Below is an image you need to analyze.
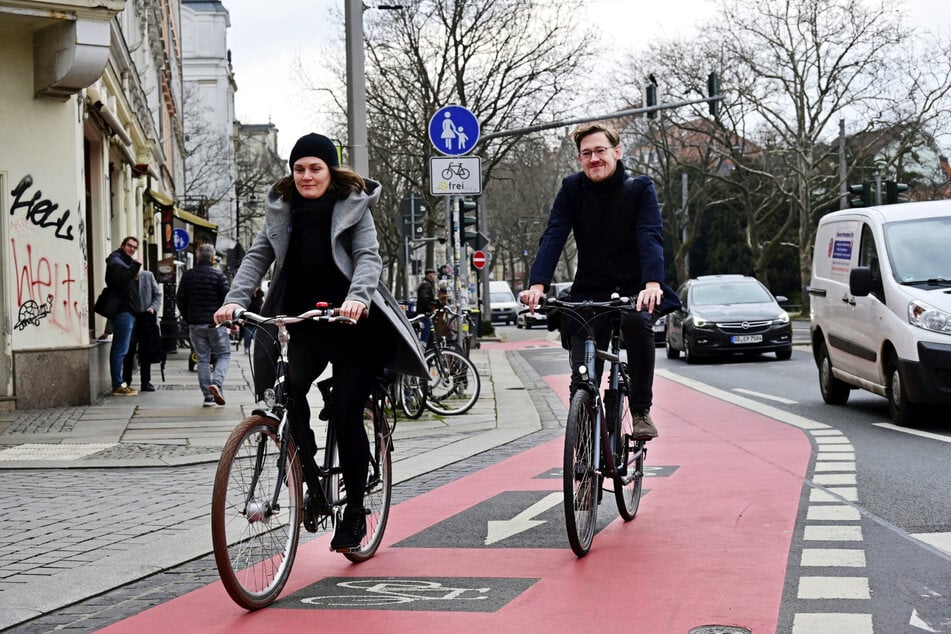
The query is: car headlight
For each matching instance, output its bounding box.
[908,300,951,334]
[691,315,709,328]
[775,311,790,325]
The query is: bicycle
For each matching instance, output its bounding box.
[536,295,647,557]
[210,305,394,609]
[414,307,481,416]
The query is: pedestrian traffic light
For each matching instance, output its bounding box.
[707,71,720,120]
[848,182,873,208]
[458,197,478,249]
[885,180,909,205]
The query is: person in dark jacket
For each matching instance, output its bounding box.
[123,269,162,391]
[105,237,142,395]
[214,132,427,553]
[519,123,680,440]
[415,268,438,346]
[176,243,231,407]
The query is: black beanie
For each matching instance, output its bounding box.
[289,133,339,169]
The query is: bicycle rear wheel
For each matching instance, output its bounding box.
[342,401,393,562]
[564,389,599,557]
[399,373,427,419]
[613,379,644,521]
[425,347,481,415]
[211,415,302,609]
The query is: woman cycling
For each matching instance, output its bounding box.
[214,132,426,551]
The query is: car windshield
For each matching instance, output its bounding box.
[491,292,514,303]
[884,217,951,286]
[691,281,773,306]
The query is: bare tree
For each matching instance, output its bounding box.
[299,0,596,287]
[618,0,951,308]
[182,83,233,214]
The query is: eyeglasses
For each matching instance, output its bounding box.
[579,146,615,161]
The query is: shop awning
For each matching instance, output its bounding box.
[145,188,174,208]
[173,207,218,231]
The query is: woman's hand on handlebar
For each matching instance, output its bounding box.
[339,299,368,321]
[519,284,546,312]
[215,303,244,325]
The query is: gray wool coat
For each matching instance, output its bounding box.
[224,178,427,386]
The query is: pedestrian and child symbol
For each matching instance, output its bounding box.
[429,105,480,157]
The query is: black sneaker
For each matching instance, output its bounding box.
[330,506,366,552]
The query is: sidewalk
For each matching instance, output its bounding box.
[0,342,542,630]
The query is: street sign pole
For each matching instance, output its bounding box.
[456,195,470,348]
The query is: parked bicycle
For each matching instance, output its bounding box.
[410,308,481,416]
[210,306,394,609]
[535,295,647,557]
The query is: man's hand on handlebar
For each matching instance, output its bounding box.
[636,282,663,314]
[519,284,546,313]
[338,300,368,321]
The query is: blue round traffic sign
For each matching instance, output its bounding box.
[428,105,480,156]
[172,228,190,251]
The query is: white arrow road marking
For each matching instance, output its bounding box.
[485,492,562,545]
[910,608,939,632]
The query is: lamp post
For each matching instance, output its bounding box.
[345,0,368,176]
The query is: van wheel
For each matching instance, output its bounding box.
[886,352,920,427]
[817,341,849,405]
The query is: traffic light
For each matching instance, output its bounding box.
[848,182,873,208]
[458,197,478,249]
[885,180,909,205]
[645,78,657,120]
[399,193,426,239]
[707,71,720,120]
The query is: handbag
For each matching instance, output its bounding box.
[94,288,120,318]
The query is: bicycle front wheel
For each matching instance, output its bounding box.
[343,402,393,563]
[399,373,427,419]
[425,347,481,415]
[564,389,599,557]
[211,415,302,610]
[613,382,644,521]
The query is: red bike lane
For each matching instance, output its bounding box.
[101,365,812,633]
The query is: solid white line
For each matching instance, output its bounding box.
[872,423,951,443]
[732,388,798,405]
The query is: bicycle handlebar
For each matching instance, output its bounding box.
[228,306,358,327]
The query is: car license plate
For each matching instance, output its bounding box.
[731,334,763,344]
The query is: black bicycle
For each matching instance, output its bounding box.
[536,295,647,557]
[210,306,393,609]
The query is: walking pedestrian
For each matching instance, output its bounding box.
[214,132,426,551]
[122,269,162,391]
[105,236,142,396]
[176,243,231,406]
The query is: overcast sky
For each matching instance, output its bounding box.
[222,0,951,158]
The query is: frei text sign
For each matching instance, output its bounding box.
[430,156,482,196]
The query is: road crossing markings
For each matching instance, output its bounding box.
[800,548,866,567]
[797,576,871,600]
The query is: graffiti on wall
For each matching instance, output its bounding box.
[9,174,75,240]
[7,175,87,341]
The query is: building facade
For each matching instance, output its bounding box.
[0,0,187,410]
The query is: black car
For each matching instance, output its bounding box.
[665,275,792,363]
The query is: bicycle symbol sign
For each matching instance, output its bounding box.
[430,156,482,196]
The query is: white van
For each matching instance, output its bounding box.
[489,280,518,325]
[808,200,951,425]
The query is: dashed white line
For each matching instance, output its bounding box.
[800,548,866,567]
[798,576,871,599]
[732,387,799,404]
[804,525,864,541]
[872,423,951,443]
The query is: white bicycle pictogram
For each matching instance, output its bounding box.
[299,578,490,607]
